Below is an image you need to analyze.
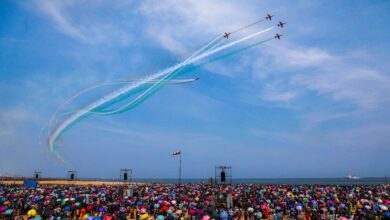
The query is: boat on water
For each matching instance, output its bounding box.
[346,175,361,179]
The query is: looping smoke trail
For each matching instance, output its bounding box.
[91,38,273,115]
[71,27,275,117]
[48,25,277,161]
[54,78,199,116]
[48,36,222,139]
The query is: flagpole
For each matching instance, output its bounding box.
[179,152,182,186]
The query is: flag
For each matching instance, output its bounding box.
[171,150,181,156]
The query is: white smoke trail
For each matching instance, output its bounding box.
[56,78,199,116]
[48,27,274,151]
[54,78,199,115]
[48,36,221,138]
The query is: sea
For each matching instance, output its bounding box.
[96,177,388,185]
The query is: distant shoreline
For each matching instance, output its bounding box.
[0,177,388,185]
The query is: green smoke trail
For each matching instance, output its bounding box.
[90,38,273,115]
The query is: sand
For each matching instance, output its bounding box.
[0,179,140,186]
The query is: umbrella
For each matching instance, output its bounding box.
[156,215,165,220]
[202,215,210,220]
[220,211,228,219]
[27,209,37,217]
[189,209,196,215]
[140,214,149,220]
[296,206,302,211]
[5,209,13,215]
[379,205,388,211]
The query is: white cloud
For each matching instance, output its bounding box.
[139,0,258,55]
[33,0,134,45]
[264,44,335,68]
[260,82,299,102]
[292,67,390,109]
[250,43,390,109]
[38,0,86,41]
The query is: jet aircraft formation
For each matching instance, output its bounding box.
[224,13,285,40]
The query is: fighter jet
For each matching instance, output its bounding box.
[274,33,283,40]
[277,21,286,28]
[266,14,274,21]
[223,32,231,39]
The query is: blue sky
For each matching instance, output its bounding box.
[0,0,389,179]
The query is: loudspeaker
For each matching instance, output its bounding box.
[35,174,39,179]
[221,171,226,182]
[70,173,75,180]
[123,172,128,181]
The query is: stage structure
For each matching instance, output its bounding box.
[120,168,132,183]
[33,171,42,180]
[67,170,78,183]
[215,165,232,184]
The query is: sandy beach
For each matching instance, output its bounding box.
[0,179,139,186]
